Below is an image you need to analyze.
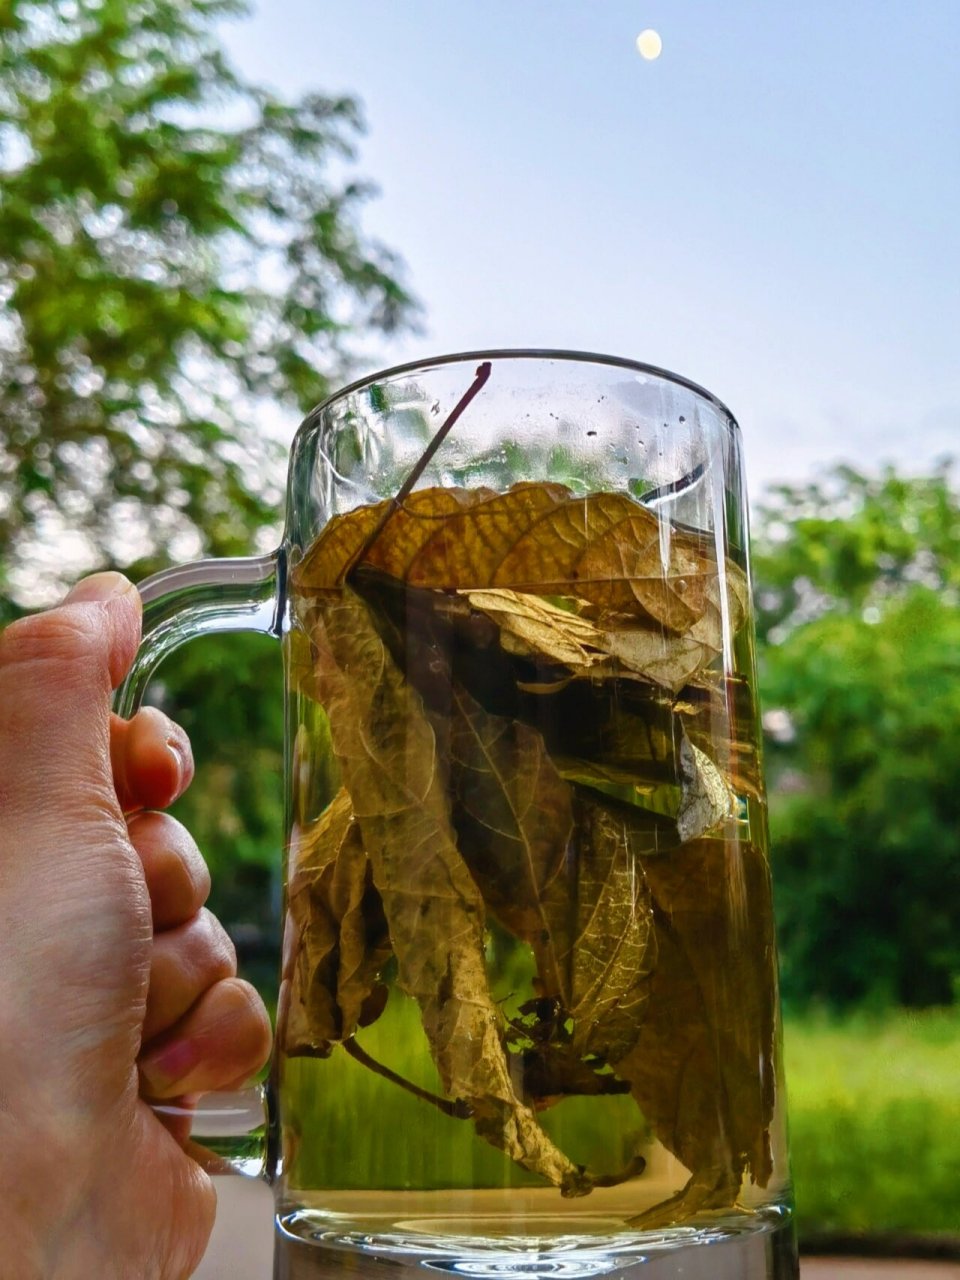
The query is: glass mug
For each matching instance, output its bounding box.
[118,351,798,1279]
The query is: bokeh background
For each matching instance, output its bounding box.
[2,0,958,1257]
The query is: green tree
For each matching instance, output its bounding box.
[754,463,960,1008]
[0,0,419,955]
[752,461,960,643]
[0,0,418,611]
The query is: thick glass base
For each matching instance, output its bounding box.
[273,1204,798,1279]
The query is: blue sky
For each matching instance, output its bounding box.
[221,1,959,498]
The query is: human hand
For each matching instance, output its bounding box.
[0,572,273,1280]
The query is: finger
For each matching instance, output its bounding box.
[0,573,141,836]
[139,978,273,1099]
[111,708,195,813]
[127,811,211,930]
[142,908,237,1042]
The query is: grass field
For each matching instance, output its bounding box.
[783,1007,960,1238]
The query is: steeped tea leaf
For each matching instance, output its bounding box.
[463,589,605,674]
[302,588,589,1194]
[293,486,504,589]
[443,682,573,1001]
[676,738,735,842]
[561,797,656,1063]
[283,788,391,1057]
[290,475,772,1220]
[462,588,719,693]
[444,686,655,1068]
[292,483,748,649]
[612,832,777,1224]
[574,513,719,633]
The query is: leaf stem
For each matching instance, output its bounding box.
[343,360,493,581]
[342,1037,473,1120]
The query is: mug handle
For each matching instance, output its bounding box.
[116,549,285,1180]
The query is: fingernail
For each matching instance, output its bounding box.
[140,1037,201,1093]
[165,739,188,789]
[64,571,136,604]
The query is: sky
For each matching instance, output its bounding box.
[220,1,960,501]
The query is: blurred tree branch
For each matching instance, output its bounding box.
[0,0,420,606]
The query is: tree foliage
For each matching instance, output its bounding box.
[0,0,418,607]
[752,461,960,642]
[0,0,418,967]
[754,463,960,1008]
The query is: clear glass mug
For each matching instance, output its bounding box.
[118,351,798,1279]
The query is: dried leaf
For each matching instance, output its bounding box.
[443,685,655,1068]
[443,682,573,1001]
[676,738,735,843]
[561,797,656,1063]
[302,587,589,1194]
[573,512,717,633]
[291,479,770,1214]
[283,789,391,1057]
[292,483,748,650]
[602,627,711,695]
[505,998,632,1108]
[517,1046,631,1107]
[612,831,777,1225]
[462,588,716,693]
[463,589,606,674]
[293,486,501,590]
[679,675,765,803]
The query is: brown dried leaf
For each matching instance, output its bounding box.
[284,789,391,1057]
[292,486,499,590]
[676,738,735,843]
[443,686,655,1068]
[463,588,719,694]
[444,682,573,1001]
[292,484,748,650]
[561,797,656,1063]
[612,831,777,1225]
[679,676,765,803]
[463,589,605,674]
[573,513,715,633]
[515,1047,631,1109]
[302,588,589,1194]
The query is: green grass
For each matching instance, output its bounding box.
[783,1007,960,1238]
[281,992,960,1240]
[283,981,647,1192]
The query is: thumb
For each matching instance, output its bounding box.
[61,571,144,689]
[0,573,143,824]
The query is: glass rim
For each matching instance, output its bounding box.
[300,347,740,434]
